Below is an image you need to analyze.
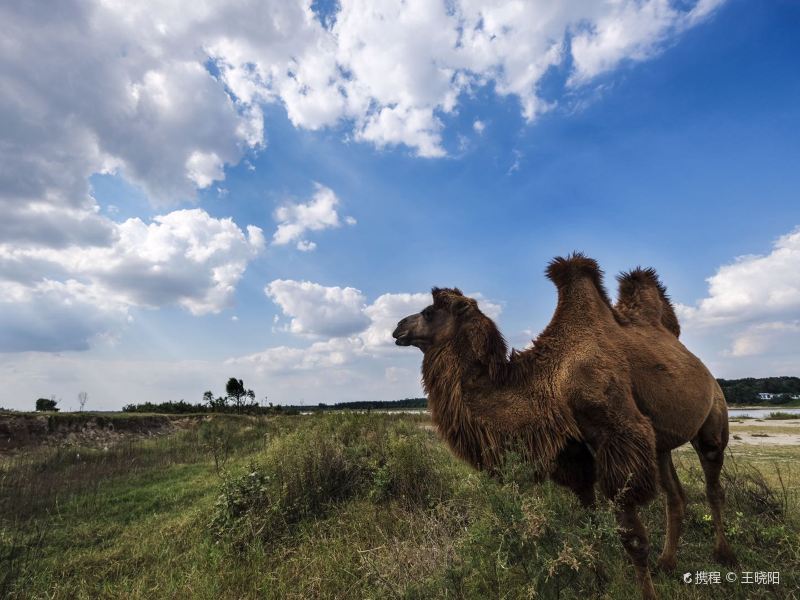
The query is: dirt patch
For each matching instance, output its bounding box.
[729,432,800,446]
[729,419,800,446]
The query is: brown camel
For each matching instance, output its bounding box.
[392,254,735,600]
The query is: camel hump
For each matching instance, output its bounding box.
[546,252,615,309]
[615,267,681,337]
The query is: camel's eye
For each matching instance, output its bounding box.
[422,307,434,321]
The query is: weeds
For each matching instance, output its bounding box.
[767,411,799,420]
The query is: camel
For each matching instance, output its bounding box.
[392,254,735,600]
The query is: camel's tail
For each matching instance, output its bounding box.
[615,267,681,337]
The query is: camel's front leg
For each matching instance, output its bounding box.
[550,440,596,508]
[616,504,657,600]
[656,451,687,572]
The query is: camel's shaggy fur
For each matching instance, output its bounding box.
[393,254,735,600]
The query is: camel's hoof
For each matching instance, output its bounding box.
[713,546,738,567]
[656,555,677,573]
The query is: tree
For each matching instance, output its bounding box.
[35,397,59,412]
[78,391,88,412]
[225,377,255,413]
[202,390,225,412]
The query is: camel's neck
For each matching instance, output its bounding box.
[421,319,578,474]
[422,342,507,471]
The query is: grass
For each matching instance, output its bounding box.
[767,412,800,420]
[1,412,798,599]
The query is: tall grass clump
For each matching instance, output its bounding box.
[210,413,457,547]
[417,452,621,600]
[767,411,798,420]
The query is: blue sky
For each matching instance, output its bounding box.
[1,0,798,410]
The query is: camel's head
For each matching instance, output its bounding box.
[392,287,480,352]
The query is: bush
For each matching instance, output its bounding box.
[211,416,372,546]
[210,414,456,547]
[369,431,451,507]
[436,453,619,599]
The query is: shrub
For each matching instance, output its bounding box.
[440,453,620,599]
[369,431,451,507]
[210,414,457,546]
[211,417,370,546]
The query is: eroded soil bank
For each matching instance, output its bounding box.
[0,412,206,454]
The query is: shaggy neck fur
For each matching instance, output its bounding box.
[421,309,579,475]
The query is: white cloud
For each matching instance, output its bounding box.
[272,183,356,250]
[186,152,225,189]
[677,226,800,371]
[0,209,264,351]
[296,240,317,252]
[729,321,800,358]
[473,120,486,134]
[231,337,366,372]
[569,0,725,85]
[679,227,800,328]
[265,280,370,337]
[1,0,725,228]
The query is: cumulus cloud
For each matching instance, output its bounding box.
[569,0,726,85]
[265,280,370,337]
[0,210,264,351]
[678,226,800,363]
[679,227,800,328]
[272,184,355,250]
[0,0,726,235]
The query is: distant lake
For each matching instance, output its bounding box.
[729,407,800,418]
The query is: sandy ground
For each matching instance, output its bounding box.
[728,418,800,446]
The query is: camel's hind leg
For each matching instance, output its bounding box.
[656,452,687,572]
[692,409,737,566]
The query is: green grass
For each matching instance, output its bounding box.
[767,411,800,420]
[2,413,798,599]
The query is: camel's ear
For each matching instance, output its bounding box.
[452,296,474,316]
[452,288,464,296]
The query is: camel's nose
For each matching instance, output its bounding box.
[392,317,410,339]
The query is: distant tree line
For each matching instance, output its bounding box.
[120,379,428,415]
[123,378,269,414]
[717,376,800,405]
[284,397,428,412]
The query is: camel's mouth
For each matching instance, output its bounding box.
[393,330,413,346]
[392,326,423,347]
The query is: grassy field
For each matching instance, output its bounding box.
[1,413,798,599]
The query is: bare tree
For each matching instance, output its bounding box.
[78,391,88,412]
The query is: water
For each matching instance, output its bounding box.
[729,407,800,419]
